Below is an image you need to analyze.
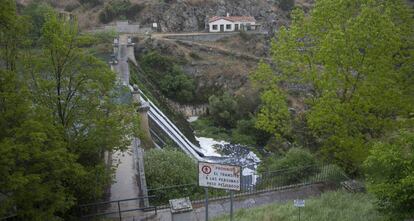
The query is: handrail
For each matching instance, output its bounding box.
[81,206,157,218]
[79,195,156,207]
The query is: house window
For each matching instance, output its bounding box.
[212,25,218,30]
[226,24,231,30]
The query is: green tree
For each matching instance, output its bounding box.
[159,65,195,103]
[26,10,139,203]
[208,92,238,128]
[364,130,414,220]
[0,3,140,219]
[253,0,413,173]
[0,3,82,219]
[144,148,198,204]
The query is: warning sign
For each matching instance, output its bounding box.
[198,162,241,191]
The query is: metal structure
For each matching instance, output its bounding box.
[78,196,157,221]
[147,164,347,209]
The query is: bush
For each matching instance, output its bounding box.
[231,118,271,146]
[208,92,238,129]
[140,52,196,103]
[144,148,226,205]
[159,66,195,103]
[191,117,231,141]
[99,0,144,23]
[144,148,198,204]
[259,148,319,185]
[364,130,414,219]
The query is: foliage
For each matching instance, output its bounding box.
[159,65,195,103]
[191,117,231,141]
[232,118,271,147]
[208,92,239,129]
[144,148,198,204]
[260,148,319,177]
[364,130,414,220]
[253,0,414,173]
[21,2,52,42]
[140,51,195,103]
[213,191,386,221]
[99,0,144,23]
[77,30,117,48]
[0,3,139,219]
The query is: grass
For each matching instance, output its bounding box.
[213,191,386,221]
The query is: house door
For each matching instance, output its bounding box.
[235,24,239,31]
[220,24,224,32]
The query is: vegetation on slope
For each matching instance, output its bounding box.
[213,191,386,221]
[0,2,140,220]
[250,0,414,219]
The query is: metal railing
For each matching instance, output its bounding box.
[147,164,347,208]
[78,196,157,221]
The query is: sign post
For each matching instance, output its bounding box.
[205,187,208,221]
[293,199,305,221]
[198,162,241,221]
[230,191,234,221]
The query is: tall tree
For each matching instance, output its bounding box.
[253,0,413,173]
[26,10,140,203]
[0,2,140,219]
[0,2,81,220]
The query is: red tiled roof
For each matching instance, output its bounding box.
[208,16,256,23]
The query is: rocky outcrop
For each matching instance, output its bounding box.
[137,0,295,33]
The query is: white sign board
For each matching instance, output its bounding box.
[198,162,241,191]
[294,199,305,207]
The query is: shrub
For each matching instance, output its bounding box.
[231,118,271,146]
[99,0,144,23]
[144,148,198,204]
[259,148,319,186]
[208,92,238,129]
[364,130,414,219]
[144,148,225,205]
[140,52,196,103]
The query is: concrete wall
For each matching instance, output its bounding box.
[167,100,208,118]
[165,32,238,42]
[209,18,256,33]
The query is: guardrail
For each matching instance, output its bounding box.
[78,196,157,221]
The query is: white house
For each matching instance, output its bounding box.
[208,14,257,33]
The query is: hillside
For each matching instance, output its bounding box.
[16,0,313,31]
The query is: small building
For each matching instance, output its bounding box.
[208,13,257,33]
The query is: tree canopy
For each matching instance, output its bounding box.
[252,0,413,174]
[0,1,139,219]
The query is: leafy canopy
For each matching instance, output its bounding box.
[252,0,413,173]
[364,130,414,219]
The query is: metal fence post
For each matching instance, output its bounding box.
[117,201,122,221]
